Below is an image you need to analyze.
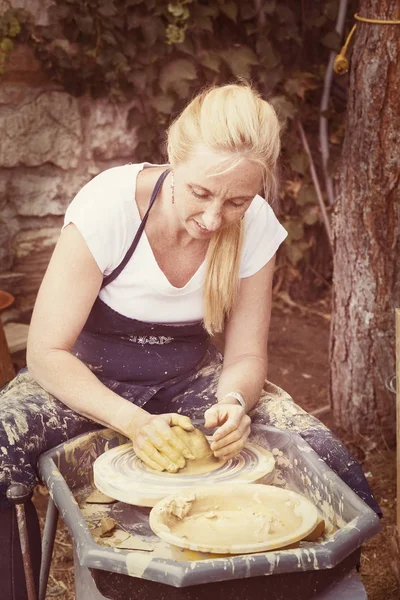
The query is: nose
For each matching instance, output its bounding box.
[202,205,222,232]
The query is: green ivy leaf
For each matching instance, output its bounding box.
[290,152,309,175]
[245,23,258,36]
[321,31,341,51]
[257,66,284,93]
[306,15,327,28]
[256,38,280,69]
[324,1,339,21]
[199,51,221,73]
[149,94,175,114]
[128,70,147,91]
[168,4,190,19]
[123,40,137,59]
[220,2,238,22]
[285,219,305,242]
[297,183,318,206]
[270,96,297,123]
[221,45,258,79]
[303,207,320,225]
[159,59,197,94]
[0,38,13,53]
[141,17,160,46]
[264,0,277,15]
[195,16,214,32]
[173,78,192,99]
[276,24,301,44]
[127,107,146,129]
[127,13,141,30]
[105,70,118,82]
[73,14,94,35]
[240,3,256,20]
[98,2,118,18]
[275,5,295,23]
[284,72,319,100]
[112,51,130,73]
[285,243,305,266]
[48,5,70,20]
[178,38,196,56]
[193,4,219,18]
[101,30,118,46]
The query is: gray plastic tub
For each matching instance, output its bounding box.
[38,425,380,598]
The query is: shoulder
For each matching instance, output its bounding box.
[240,194,287,278]
[73,163,143,199]
[245,194,279,224]
[64,163,146,221]
[63,163,145,274]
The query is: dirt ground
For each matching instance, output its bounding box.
[33,302,399,599]
[268,302,399,600]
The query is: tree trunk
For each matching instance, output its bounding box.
[330,0,400,443]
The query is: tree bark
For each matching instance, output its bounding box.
[331,0,400,442]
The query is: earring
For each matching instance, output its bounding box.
[171,172,175,204]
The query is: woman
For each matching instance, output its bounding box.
[0,84,379,599]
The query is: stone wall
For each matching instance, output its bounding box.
[0,0,138,322]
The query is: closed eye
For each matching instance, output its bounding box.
[190,187,209,199]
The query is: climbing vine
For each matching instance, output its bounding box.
[0,8,21,73]
[0,0,358,294]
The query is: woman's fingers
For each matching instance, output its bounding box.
[143,427,187,468]
[204,403,252,458]
[209,406,250,442]
[133,414,197,472]
[211,423,251,458]
[155,419,195,460]
[135,448,165,472]
[168,414,194,432]
[210,421,249,452]
[139,440,182,472]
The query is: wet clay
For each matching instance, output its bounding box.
[171,426,212,459]
[150,484,319,553]
[148,455,225,476]
[165,494,302,545]
[152,427,225,475]
[175,454,224,475]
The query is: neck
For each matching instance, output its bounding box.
[156,172,200,247]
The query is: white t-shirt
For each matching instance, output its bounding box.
[63,163,287,324]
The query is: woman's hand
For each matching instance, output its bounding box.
[203,402,251,460]
[127,412,196,473]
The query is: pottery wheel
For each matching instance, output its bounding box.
[93,439,275,507]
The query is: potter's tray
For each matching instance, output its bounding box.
[38,425,381,588]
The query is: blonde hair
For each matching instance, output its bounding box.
[167,83,281,335]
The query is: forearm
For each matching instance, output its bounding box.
[27,349,148,437]
[217,354,268,412]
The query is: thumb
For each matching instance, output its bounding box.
[169,414,194,431]
[204,405,220,429]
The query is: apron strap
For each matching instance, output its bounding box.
[101,168,171,290]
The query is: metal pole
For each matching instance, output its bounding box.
[6,483,37,600]
[39,496,59,600]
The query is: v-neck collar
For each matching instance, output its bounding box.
[132,163,206,295]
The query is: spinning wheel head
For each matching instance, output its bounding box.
[93,439,276,507]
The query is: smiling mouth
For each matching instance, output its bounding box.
[194,220,209,232]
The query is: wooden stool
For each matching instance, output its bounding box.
[4,322,30,354]
[0,319,15,387]
[4,322,30,379]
